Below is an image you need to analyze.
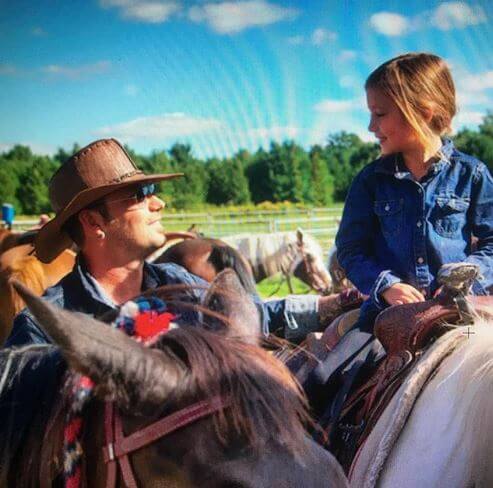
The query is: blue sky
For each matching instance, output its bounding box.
[1,0,492,158]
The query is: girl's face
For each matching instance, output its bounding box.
[366,87,421,156]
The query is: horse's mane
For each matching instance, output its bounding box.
[154,325,312,456]
[4,316,314,485]
[207,243,257,295]
[0,345,66,487]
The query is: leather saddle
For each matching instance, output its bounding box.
[331,265,493,471]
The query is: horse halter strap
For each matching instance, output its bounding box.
[103,396,226,488]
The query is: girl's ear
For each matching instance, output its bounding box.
[421,105,435,125]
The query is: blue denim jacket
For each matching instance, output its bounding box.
[336,139,493,311]
[5,257,320,347]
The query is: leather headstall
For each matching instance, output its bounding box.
[103,395,228,488]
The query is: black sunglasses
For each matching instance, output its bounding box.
[105,183,157,205]
[134,183,156,202]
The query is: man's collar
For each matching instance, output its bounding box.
[75,254,116,308]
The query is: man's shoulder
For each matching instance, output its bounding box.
[146,261,207,285]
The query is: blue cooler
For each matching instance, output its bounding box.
[2,203,15,229]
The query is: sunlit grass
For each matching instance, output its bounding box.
[256,274,314,299]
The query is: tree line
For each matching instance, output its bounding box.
[1,113,492,214]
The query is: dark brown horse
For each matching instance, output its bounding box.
[155,237,258,295]
[2,273,348,487]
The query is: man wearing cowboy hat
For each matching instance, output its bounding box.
[5,138,350,348]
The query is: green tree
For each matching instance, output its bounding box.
[206,157,251,205]
[309,147,334,206]
[169,143,206,209]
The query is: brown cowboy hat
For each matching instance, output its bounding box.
[35,138,183,263]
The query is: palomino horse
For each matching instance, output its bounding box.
[0,245,76,344]
[1,273,348,487]
[222,229,332,294]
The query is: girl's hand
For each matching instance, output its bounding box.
[381,283,425,306]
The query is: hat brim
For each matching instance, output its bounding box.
[35,172,183,263]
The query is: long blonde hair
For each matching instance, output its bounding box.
[365,53,456,155]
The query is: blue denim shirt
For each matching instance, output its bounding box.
[5,257,320,347]
[336,139,493,309]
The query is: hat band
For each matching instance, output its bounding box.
[109,169,144,183]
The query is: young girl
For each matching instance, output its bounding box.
[336,52,493,333]
[314,53,493,442]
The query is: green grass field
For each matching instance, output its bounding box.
[256,274,314,298]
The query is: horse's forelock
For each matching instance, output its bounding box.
[156,326,311,456]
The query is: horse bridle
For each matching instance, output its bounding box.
[296,241,325,294]
[102,395,227,488]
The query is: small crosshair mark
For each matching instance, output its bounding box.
[462,326,475,339]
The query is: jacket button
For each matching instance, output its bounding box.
[417,221,422,228]
[385,204,390,211]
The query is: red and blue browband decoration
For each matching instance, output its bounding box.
[114,296,176,343]
[63,296,176,488]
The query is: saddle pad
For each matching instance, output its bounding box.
[349,328,467,488]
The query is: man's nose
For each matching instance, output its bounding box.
[368,116,377,133]
[149,194,165,210]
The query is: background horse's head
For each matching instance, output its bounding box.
[9,277,346,487]
[290,229,332,295]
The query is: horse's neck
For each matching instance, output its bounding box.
[250,233,300,276]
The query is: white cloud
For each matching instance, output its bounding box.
[42,60,111,79]
[188,1,299,34]
[31,27,47,36]
[369,12,410,36]
[454,110,486,130]
[99,0,181,23]
[314,98,361,113]
[432,2,486,30]
[460,70,493,92]
[339,75,360,89]
[337,50,357,62]
[457,89,491,107]
[247,126,300,139]
[0,64,17,76]
[370,3,487,37]
[311,28,337,45]
[95,113,223,141]
[124,84,139,96]
[287,35,304,45]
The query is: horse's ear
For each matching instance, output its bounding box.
[10,279,187,410]
[201,269,260,343]
[296,228,304,246]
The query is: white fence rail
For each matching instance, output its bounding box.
[6,207,343,253]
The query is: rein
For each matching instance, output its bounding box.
[103,395,228,488]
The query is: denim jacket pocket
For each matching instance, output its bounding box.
[374,199,404,238]
[433,196,469,237]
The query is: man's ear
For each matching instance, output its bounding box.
[79,208,105,236]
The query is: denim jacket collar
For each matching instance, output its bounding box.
[375,139,455,177]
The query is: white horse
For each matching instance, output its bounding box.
[350,314,493,487]
[222,229,332,294]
